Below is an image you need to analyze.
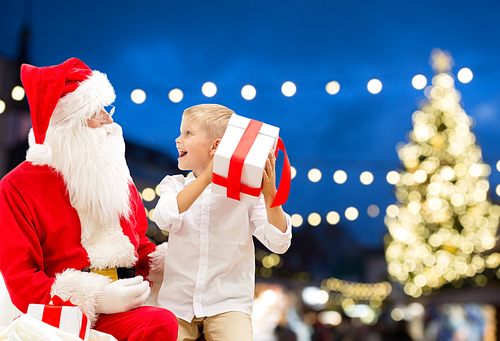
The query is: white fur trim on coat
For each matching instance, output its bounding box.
[51,269,111,324]
[144,242,168,306]
[79,215,137,271]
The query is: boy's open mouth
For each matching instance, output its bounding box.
[179,149,188,158]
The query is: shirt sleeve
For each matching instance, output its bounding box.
[153,174,186,233]
[250,197,292,255]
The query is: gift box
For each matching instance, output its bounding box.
[27,295,90,341]
[212,113,291,206]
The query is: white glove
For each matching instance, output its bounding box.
[95,276,150,314]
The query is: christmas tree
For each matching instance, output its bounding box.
[385,48,500,298]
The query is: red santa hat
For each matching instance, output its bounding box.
[21,57,116,145]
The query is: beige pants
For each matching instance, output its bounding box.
[177,311,253,341]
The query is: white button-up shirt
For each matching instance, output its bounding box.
[153,173,292,322]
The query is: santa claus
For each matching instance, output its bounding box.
[0,58,177,340]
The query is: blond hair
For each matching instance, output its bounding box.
[183,104,234,140]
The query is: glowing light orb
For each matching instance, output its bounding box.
[131,89,146,104]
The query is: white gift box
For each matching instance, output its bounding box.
[27,300,91,341]
[212,114,280,205]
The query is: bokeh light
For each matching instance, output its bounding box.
[391,307,404,321]
[142,188,156,202]
[345,207,359,221]
[407,302,425,318]
[386,171,400,184]
[367,204,380,218]
[0,100,5,114]
[168,88,183,103]
[367,79,382,94]
[326,211,340,225]
[333,170,347,184]
[202,82,217,97]
[308,168,322,182]
[308,213,322,226]
[262,289,277,305]
[318,311,342,326]
[325,81,340,95]
[148,208,155,222]
[281,81,297,97]
[131,89,146,104]
[386,204,399,218]
[302,287,329,306]
[412,74,427,90]
[291,214,303,227]
[241,85,257,100]
[11,86,25,101]
[457,67,473,83]
[360,171,374,185]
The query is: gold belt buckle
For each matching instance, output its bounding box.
[90,268,119,282]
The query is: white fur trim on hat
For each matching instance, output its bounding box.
[51,71,115,126]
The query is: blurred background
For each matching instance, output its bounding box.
[2,0,500,340]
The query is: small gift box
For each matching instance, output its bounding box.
[212,113,291,206]
[27,295,90,341]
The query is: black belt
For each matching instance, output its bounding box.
[117,267,137,279]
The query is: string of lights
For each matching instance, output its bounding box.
[0,48,486,115]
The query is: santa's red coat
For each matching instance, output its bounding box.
[0,161,155,314]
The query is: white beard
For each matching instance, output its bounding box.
[31,122,137,269]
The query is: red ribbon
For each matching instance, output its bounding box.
[41,295,89,340]
[51,295,76,306]
[212,119,291,207]
[226,119,264,200]
[41,304,62,332]
[271,137,291,208]
[212,173,262,198]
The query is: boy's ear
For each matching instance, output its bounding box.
[210,139,221,156]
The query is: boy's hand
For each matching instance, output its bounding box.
[262,150,277,204]
[177,157,214,214]
[199,158,214,186]
[262,149,287,232]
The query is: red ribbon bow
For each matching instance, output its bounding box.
[42,295,88,340]
[51,295,76,306]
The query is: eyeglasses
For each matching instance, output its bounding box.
[91,105,115,123]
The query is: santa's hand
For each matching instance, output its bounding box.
[95,276,150,314]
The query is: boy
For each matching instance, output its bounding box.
[153,104,292,341]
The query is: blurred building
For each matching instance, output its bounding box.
[0,57,31,176]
